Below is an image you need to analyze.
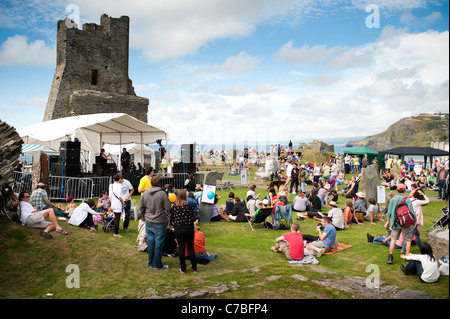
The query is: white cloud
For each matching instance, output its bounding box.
[0,35,55,67]
[275,41,345,65]
[202,52,261,74]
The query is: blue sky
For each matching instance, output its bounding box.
[0,0,448,147]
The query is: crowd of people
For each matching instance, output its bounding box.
[13,147,448,283]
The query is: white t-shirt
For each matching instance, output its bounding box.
[120,179,134,200]
[109,182,124,213]
[18,201,36,226]
[286,164,293,177]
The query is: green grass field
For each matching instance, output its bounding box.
[0,172,448,300]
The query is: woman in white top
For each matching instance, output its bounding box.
[68,199,100,231]
[109,174,124,237]
[400,243,440,283]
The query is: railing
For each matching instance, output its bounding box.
[47,175,111,201]
[11,171,111,201]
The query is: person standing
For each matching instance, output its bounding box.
[118,173,134,231]
[109,174,125,238]
[285,160,294,194]
[138,167,154,196]
[170,189,198,273]
[385,184,417,264]
[290,162,299,194]
[139,176,172,270]
[121,148,131,173]
[299,165,308,193]
[435,164,448,200]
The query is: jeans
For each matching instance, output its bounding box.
[300,181,306,193]
[145,222,167,269]
[437,180,447,199]
[123,200,131,229]
[373,236,402,249]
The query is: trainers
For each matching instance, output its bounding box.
[387,255,393,264]
[180,268,186,274]
[366,233,374,243]
[400,264,410,275]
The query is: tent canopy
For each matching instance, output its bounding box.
[21,143,59,156]
[342,147,379,155]
[17,113,167,171]
[379,146,449,157]
[343,146,385,170]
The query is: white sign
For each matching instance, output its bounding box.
[241,169,248,185]
[376,186,386,203]
[201,184,216,204]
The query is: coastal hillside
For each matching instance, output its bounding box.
[345,113,449,150]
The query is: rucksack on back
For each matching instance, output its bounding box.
[395,197,415,228]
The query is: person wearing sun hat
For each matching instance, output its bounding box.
[385,183,416,264]
[325,201,346,230]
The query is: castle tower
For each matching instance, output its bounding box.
[43,14,148,122]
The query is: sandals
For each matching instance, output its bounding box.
[55,228,69,235]
[40,230,53,239]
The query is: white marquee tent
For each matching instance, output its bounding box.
[17,113,168,172]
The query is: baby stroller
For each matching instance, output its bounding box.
[427,206,449,235]
[101,213,117,233]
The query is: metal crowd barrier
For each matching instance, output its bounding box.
[12,171,111,201]
[156,172,190,190]
[48,175,111,201]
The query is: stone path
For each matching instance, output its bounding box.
[112,265,435,299]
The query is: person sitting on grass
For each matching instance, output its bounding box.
[365,198,383,224]
[305,217,336,257]
[400,242,440,284]
[210,196,229,222]
[186,221,218,264]
[271,223,304,261]
[228,197,249,222]
[65,196,77,216]
[68,199,101,232]
[17,191,69,239]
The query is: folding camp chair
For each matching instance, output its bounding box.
[274,204,293,229]
[246,207,274,231]
[427,206,449,235]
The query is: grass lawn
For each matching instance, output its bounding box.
[0,174,448,300]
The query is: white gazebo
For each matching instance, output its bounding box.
[17,113,168,172]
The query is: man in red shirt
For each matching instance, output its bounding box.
[271,223,304,261]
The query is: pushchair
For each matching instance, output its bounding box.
[101,213,117,233]
[427,206,449,235]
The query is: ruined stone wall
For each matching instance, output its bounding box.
[44,14,148,123]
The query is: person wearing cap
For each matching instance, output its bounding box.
[65,195,77,215]
[30,182,69,218]
[245,199,270,220]
[435,164,448,200]
[385,183,417,264]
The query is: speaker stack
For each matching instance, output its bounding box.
[50,140,81,177]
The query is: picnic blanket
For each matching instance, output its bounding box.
[322,243,352,255]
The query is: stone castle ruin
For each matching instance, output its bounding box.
[43,14,148,122]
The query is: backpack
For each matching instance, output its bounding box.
[395,197,415,228]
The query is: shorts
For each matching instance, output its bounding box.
[309,240,331,252]
[25,210,50,229]
[391,227,413,242]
